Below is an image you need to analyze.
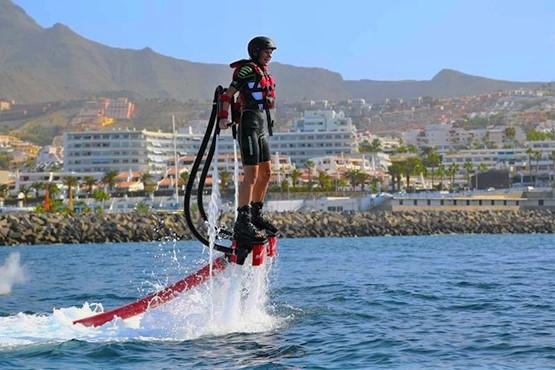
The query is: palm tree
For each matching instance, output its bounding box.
[304,160,315,189]
[289,168,301,190]
[360,138,382,154]
[345,169,361,191]
[0,184,8,201]
[387,162,403,192]
[447,163,460,191]
[369,177,380,193]
[337,177,349,191]
[83,176,97,194]
[46,183,61,199]
[424,150,442,189]
[463,160,474,189]
[102,170,118,193]
[407,145,418,154]
[280,179,290,193]
[219,170,232,191]
[63,176,79,211]
[356,171,370,191]
[179,171,190,189]
[436,164,446,190]
[92,188,110,210]
[141,172,156,194]
[359,140,372,153]
[31,182,44,198]
[504,127,516,143]
[400,157,425,190]
[317,170,332,191]
[395,145,408,154]
[370,138,382,153]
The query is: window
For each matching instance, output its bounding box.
[413,200,418,206]
[466,200,470,206]
[427,200,431,206]
[538,199,544,206]
[399,200,404,205]
[440,200,444,206]
[491,200,495,206]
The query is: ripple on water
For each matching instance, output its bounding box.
[1,234,554,369]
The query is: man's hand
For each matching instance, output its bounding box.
[219,119,231,129]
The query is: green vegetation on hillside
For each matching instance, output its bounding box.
[11,109,78,145]
[526,129,555,141]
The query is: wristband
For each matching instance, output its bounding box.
[219,94,231,103]
[218,110,228,119]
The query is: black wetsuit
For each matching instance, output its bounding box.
[230,62,274,166]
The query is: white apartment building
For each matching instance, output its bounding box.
[171,151,294,185]
[267,110,358,166]
[63,129,202,173]
[309,153,390,177]
[14,171,104,193]
[403,123,526,149]
[214,110,357,166]
[440,140,555,185]
[64,111,357,173]
[36,145,63,169]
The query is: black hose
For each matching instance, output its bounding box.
[183,86,232,255]
[197,114,218,222]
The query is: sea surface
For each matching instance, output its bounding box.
[0,234,554,369]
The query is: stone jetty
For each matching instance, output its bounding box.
[0,210,553,246]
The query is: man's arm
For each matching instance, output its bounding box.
[218,86,237,129]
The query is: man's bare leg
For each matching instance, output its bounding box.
[239,164,259,206]
[251,161,271,202]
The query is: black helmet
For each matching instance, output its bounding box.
[247,36,277,60]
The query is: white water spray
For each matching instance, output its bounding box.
[233,137,240,218]
[207,132,222,321]
[0,256,279,348]
[0,252,26,295]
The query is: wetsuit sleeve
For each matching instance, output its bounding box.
[230,65,256,90]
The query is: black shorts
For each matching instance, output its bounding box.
[238,110,271,166]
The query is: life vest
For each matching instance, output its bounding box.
[230,59,276,111]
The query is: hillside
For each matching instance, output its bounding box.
[0,0,548,105]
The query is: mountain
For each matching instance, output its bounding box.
[0,0,548,104]
[344,69,545,101]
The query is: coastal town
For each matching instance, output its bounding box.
[1,86,554,220]
[2,1,555,368]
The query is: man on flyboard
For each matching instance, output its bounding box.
[218,36,280,245]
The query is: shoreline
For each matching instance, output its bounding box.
[0,210,553,246]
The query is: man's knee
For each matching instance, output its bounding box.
[259,165,271,182]
[243,166,259,186]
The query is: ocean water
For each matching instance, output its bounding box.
[0,234,554,369]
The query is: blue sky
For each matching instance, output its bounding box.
[14,0,555,82]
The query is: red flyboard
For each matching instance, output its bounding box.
[73,257,228,327]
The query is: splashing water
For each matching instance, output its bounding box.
[0,252,26,295]
[206,132,223,321]
[233,137,240,218]
[0,254,279,349]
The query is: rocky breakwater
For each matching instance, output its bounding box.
[0,213,194,246]
[0,210,553,246]
[262,210,555,237]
